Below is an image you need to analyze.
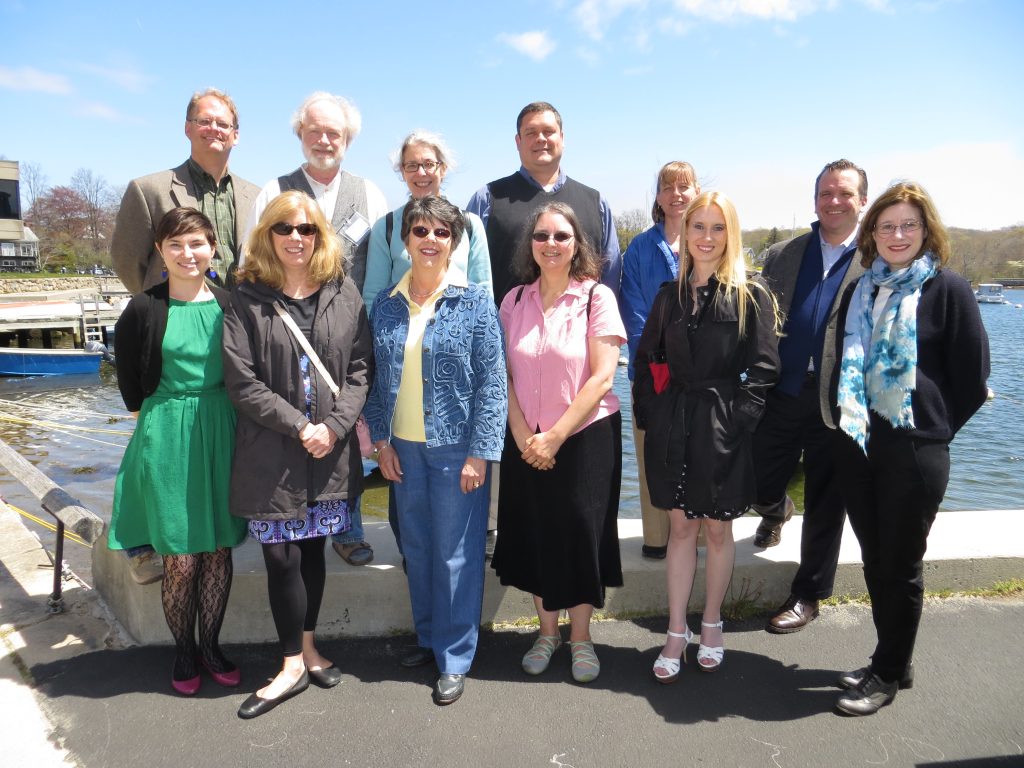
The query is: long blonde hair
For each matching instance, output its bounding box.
[679,191,778,338]
[239,190,343,289]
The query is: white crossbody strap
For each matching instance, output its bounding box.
[273,302,340,397]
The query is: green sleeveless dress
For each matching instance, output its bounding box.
[109,298,246,554]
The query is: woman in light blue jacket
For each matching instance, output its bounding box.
[362,131,492,310]
[363,195,506,707]
[619,161,699,559]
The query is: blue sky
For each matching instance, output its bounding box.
[2,0,1022,230]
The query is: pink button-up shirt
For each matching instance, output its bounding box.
[500,278,626,435]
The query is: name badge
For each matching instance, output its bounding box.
[339,211,371,246]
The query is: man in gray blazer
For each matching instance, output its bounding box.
[111,88,259,294]
[753,159,868,633]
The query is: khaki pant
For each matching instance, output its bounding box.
[632,408,670,548]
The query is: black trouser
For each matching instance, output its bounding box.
[752,376,846,600]
[832,429,949,683]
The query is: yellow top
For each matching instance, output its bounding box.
[391,267,468,442]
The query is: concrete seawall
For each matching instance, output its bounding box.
[92,510,1024,645]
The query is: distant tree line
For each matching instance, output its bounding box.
[19,162,121,273]
[615,209,1024,284]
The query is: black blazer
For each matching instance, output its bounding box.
[114,281,231,412]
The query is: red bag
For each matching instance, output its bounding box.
[649,359,670,394]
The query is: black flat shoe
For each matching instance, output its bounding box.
[237,670,309,720]
[838,662,914,691]
[433,673,465,705]
[400,647,435,668]
[641,544,667,560]
[835,673,898,716]
[308,665,343,688]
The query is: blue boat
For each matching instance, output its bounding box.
[0,347,104,376]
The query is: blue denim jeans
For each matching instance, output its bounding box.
[391,438,489,675]
[330,495,365,546]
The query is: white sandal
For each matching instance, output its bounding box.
[652,627,693,684]
[697,620,724,672]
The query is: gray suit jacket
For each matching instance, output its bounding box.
[111,160,259,293]
[761,231,865,428]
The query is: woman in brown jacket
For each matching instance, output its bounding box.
[223,190,372,718]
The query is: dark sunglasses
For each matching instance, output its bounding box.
[531,231,574,243]
[270,222,318,237]
[411,225,452,240]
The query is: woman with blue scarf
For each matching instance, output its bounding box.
[830,181,989,716]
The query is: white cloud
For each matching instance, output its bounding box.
[670,0,821,23]
[868,141,1024,230]
[74,101,144,125]
[0,65,72,94]
[76,62,149,92]
[498,31,557,61]
[574,0,647,40]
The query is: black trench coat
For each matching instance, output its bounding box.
[632,277,779,515]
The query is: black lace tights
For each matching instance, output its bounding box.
[161,548,234,681]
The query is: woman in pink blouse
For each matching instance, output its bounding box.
[491,202,626,684]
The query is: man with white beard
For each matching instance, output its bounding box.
[244,91,387,291]
[245,92,387,567]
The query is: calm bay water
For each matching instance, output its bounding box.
[1,290,1021,577]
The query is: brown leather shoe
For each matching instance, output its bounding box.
[765,595,819,634]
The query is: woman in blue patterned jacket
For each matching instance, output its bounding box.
[363,195,507,707]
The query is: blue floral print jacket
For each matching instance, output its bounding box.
[364,281,507,461]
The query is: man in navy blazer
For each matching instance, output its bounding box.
[753,159,867,633]
[111,88,259,294]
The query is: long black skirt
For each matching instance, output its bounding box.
[492,411,623,612]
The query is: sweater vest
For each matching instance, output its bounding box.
[278,169,369,291]
[776,237,854,396]
[484,173,603,304]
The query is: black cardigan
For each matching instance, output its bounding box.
[831,269,990,444]
[114,281,231,412]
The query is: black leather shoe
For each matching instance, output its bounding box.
[765,595,819,634]
[838,662,914,691]
[308,665,343,688]
[400,647,436,668]
[835,672,898,716]
[753,497,795,548]
[433,673,465,705]
[237,670,309,719]
[641,544,667,560]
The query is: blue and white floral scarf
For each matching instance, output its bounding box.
[837,253,938,453]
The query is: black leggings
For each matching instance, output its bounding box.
[260,537,327,657]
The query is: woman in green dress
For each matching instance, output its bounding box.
[109,207,247,696]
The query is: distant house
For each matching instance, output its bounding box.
[0,160,40,272]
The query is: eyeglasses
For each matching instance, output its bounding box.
[411,225,452,240]
[189,117,236,131]
[402,160,442,174]
[270,222,318,237]
[531,231,574,244]
[875,220,922,237]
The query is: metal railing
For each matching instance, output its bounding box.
[0,437,104,612]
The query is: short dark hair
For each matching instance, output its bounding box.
[401,196,466,253]
[814,158,867,200]
[516,102,562,134]
[155,207,216,249]
[512,202,603,283]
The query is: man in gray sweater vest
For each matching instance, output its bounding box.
[245,91,387,567]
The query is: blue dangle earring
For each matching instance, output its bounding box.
[160,262,167,279]
[206,268,218,280]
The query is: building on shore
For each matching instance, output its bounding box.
[0,161,40,272]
